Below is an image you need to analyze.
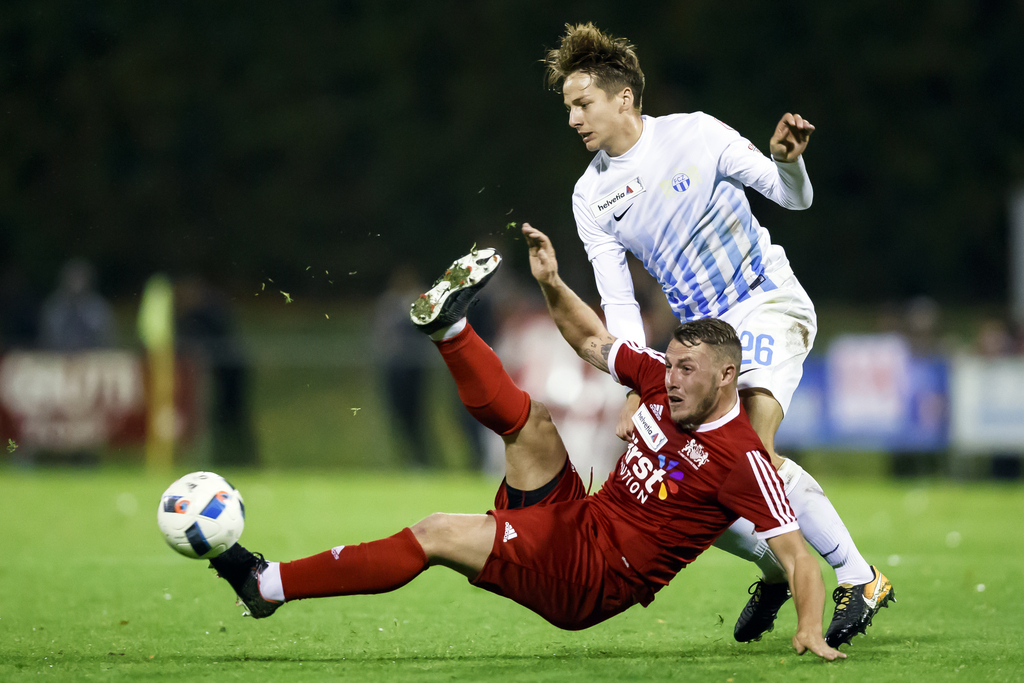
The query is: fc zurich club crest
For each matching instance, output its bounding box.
[671,173,690,192]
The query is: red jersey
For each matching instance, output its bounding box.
[588,339,798,603]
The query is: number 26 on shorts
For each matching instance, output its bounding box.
[740,331,774,366]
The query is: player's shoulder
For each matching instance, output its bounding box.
[573,153,611,195]
[615,338,666,365]
[609,338,666,386]
[649,111,709,134]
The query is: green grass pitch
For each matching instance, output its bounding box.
[1,469,1022,682]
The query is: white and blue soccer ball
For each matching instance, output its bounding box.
[157,471,245,559]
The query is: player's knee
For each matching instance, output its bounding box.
[410,513,456,558]
[502,399,554,442]
[524,400,555,431]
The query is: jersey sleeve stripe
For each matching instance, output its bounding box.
[751,453,797,524]
[754,453,795,518]
[746,451,797,527]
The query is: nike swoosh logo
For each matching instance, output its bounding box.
[613,205,633,221]
[738,368,755,376]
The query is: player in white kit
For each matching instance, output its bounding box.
[541,23,894,648]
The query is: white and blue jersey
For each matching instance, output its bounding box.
[573,112,813,339]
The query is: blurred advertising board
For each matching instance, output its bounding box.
[776,334,949,452]
[0,350,198,452]
[950,356,1024,453]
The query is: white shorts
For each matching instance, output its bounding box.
[718,276,817,415]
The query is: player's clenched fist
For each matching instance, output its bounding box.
[523,223,560,285]
[769,113,814,163]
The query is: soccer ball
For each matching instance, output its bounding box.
[157,471,245,559]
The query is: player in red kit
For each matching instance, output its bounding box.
[207,226,844,660]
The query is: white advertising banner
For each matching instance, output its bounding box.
[951,355,1024,452]
[827,334,912,435]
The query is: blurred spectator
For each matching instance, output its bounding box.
[38,258,115,351]
[971,316,1022,479]
[373,265,433,468]
[974,318,1016,357]
[904,295,942,356]
[176,276,258,466]
[0,267,41,351]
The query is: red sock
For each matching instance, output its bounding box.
[435,324,531,435]
[280,528,428,601]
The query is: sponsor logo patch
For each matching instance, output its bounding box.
[632,403,668,451]
[619,442,686,504]
[503,522,518,543]
[649,403,664,420]
[590,176,646,219]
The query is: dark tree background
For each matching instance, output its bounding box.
[1,0,1021,304]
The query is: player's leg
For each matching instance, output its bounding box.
[741,388,895,646]
[209,512,497,618]
[741,389,786,469]
[731,292,894,646]
[721,289,887,644]
[741,385,873,581]
[430,326,565,490]
[410,246,569,493]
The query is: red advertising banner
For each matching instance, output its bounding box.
[0,350,198,451]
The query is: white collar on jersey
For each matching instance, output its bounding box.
[695,391,741,433]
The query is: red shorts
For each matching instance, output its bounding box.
[470,459,638,631]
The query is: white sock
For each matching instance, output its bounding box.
[428,317,467,341]
[712,517,787,584]
[259,561,285,602]
[779,459,874,585]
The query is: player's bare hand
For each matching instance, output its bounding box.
[769,113,814,162]
[522,223,559,285]
[793,630,846,661]
[616,393,641,440]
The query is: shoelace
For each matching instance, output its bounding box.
[252,551,268,571]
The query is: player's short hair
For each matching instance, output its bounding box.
[672,319,742,368]
[542,23,644,111]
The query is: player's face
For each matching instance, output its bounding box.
[563,72,628,154]
[664,340,723,430]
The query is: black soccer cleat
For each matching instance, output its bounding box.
[410,246,502,334]
[825,566,895,648]
[734,579,791,642]
[208,543,282,619]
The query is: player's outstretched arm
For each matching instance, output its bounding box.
[766,530,847,661]
[769,113,815,162]
[523,223,617,373]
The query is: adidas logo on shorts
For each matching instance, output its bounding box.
[503,522,518,543]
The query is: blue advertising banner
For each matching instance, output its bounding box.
[776,334,949,452]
